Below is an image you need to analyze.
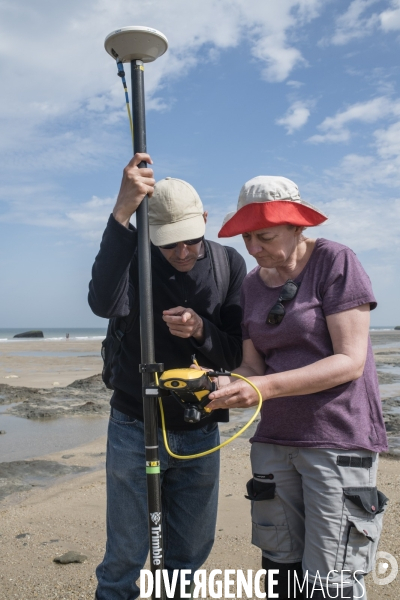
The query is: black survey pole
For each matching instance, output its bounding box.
[131,59,165,600]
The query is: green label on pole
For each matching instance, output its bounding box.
[146,466,160,474]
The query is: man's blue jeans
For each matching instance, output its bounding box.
[96,408,220,600]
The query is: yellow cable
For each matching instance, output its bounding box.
[157,373,262,460]
[126,100,134,151]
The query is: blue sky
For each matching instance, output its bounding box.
[1,0,400,328]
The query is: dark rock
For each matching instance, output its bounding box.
[61,454,75,459]
[0,430,6,435]
[77,401,101,413]
[395,326,400,331]
[16,533,30,539]
[13,330,44,338]
[0,374,110,418]
[53,551,87,564]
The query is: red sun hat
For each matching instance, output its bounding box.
[218,176,327,238]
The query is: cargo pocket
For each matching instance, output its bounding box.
[339,487,388,575]
[245,478,291,553]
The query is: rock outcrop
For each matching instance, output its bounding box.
[13,330,44,338]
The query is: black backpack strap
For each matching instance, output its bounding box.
[101,249,139,389]
[114,300,139,339]
[205,240,230,306]
[113,246,139,339]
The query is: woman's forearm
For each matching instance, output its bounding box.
[209,353,365,410]
[259,353,365,400]
[225,351,364,398]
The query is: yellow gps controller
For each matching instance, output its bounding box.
[159,368,215,423]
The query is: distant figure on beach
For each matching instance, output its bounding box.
[66,333,69,340]
[205,176,388,599]
[88,153,246,600]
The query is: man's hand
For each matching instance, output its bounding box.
[113,153,155,227]
[163,307,204,342]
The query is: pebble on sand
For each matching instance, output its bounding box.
[53,551,88,564]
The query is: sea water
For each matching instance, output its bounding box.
[0,327,106,342]
[0,404,108,462]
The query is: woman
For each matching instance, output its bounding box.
[207,176,388,600]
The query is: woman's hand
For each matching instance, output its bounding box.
[189,350,266,410]
[207,376,265,410]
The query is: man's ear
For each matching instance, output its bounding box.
[203,211,208,224]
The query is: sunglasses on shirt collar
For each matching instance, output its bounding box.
[157,236,204,250]
[266,279,299,325]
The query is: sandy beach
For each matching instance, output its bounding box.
[1,332,400,599]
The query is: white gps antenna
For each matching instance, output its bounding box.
[104,26,168,63]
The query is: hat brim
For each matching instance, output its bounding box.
[218,200,327,238]
[150,214,206,246]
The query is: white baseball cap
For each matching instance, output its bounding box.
[149,178,205,246]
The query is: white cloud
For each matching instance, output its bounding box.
[251,36,305,83]
[300,99,400,258]
[323,0,400,46]
[286,80,304,88]
[276,101,311,134]
[308,96,400,143]
[380,0,400,30]
[318,96,398,128]
[67,196,115,227]
[300,167,400,258]
[308,130,352,144]
[304,115,400,254]
[311,193,400,253]
[0,180,116,241]
[374,120,400,157]
[330,0,380,45]
[66,196,116,240]
[317,113,400,190]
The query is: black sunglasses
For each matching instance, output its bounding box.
[266,279,299,325]
[158,236,204,250]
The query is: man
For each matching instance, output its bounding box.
[89,153,246,600]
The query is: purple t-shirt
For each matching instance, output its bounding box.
[241,238,388,452]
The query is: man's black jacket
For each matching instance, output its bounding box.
[88,215,247,430]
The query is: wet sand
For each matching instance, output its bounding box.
[0,339,103,388]
[0,333,399,598]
